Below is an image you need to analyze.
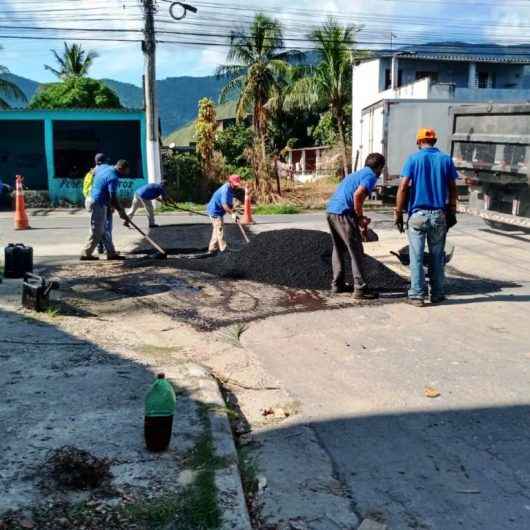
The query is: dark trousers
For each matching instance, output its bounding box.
[326,213,367,290]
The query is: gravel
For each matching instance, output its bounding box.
[176,229,408,292]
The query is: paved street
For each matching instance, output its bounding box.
[1,210,530,530]
[240,214,530,530]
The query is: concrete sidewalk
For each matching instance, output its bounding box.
[0,280,250,530]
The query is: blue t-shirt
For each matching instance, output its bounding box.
[326,167,378,215]
[136,183,166,201]
[401,148,458,214]
[207,183,234,218]
[91,164,120,206]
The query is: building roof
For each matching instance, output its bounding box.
[375,42,530,64]
[0,107,144,113]
[164,100,238,147]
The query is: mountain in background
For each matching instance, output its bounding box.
[0,72,226,136]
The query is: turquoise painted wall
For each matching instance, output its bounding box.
[0,109,148,205]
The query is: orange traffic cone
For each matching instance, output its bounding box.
[241,186,254,225]
[14,175,30,230]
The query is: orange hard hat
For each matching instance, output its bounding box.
[416,128,437,143]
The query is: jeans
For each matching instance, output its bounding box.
[82,203,117,257]
[127,194,156,226]
[407,209,447,300]
[326,213,366,290]
[85,197,114,254]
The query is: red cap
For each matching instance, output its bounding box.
[228,174,241,186]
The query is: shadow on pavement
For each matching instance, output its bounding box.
[0,303,206,529]
[249,405,530,530]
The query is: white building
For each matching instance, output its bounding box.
[352,45,530,177]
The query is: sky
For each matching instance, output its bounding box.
[1,0,530,86]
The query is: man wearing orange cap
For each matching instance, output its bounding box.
[395,128,458,306]
[207,174,242,253]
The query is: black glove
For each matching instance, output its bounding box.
[446,210,457,230]
[394,210,405,233]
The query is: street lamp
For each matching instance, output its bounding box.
[169,2,198,20]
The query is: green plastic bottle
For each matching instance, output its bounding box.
[144,373,176,452]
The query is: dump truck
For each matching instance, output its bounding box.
[359,99,466,199]
[450,103,530,231]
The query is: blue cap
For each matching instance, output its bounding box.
[95,153,107,165]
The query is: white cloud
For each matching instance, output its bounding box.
[3,0,530,84]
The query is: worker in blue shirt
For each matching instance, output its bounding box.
[127,181,167,228]
[395,128,458,306]
[207,174,242,253]
[326,153,386,299]
[81,159,130,261]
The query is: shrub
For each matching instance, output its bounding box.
[163,152,202,202]
[29,77,121,109]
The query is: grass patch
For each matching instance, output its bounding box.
[253,203,301,215]
[44,305,60,318]
[219,323,247,348]
[137,343,182,356]
[158,201,206,214]
[237,445,259,500]
[124,403,221,529]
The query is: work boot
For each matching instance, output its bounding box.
[107,253,126,261]
[330,284,353,295]
[353,288,379,300]
[80,255,99,261]
[430,295,447,304]
[407,298,425,307]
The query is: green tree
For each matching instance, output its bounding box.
[195,98,218,198]
[0,48,27,109]
[265,65,319,155]
[285,18,363,177]
[215,124,253,166]
[45,42,99,79]
[217,13,295,189]
[29,77,121,109]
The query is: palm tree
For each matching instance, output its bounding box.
[45,42,99,79]
[0,49,27,109]
[285,18,363,177]
[217,14,295,186]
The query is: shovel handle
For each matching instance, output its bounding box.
[235,219,250,243]
[127,218,167,255]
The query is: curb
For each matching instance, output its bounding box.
[165,363,252,530]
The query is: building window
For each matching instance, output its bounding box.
[416,71,439,82]
[384,69,403,89]
[52,120,143,179]
[478,72,495,89]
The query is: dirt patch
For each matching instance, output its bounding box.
[45,447,112,490]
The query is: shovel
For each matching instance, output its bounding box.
[125,218,168,259]
[235,217,250,244]
[166,200,249,244]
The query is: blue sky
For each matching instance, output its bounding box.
[1,0,529,85]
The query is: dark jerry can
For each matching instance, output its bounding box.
[22,273,59,312]
[4,243,33,278]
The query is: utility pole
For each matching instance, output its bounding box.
[141,0,161,184]
[141,1,197,184]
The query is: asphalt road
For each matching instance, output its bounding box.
[0,209,336,261]
[241,214,530,530]
[2,209,529,529]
